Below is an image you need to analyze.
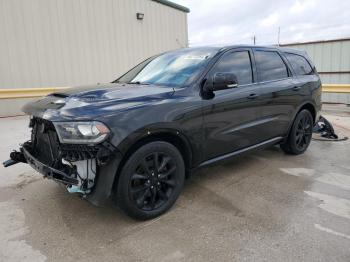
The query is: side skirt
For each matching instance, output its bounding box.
[197,136,283,168]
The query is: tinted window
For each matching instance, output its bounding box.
[284,53,313,75]
[116,48,219,87]
[213,51,253,85]
[255,51,288,82]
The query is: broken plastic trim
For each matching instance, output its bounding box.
[60,141,116,165]
[313,115,348,141]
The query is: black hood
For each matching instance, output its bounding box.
[22,83,176,120]
[50,83,175,101]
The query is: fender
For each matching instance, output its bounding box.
[85,150,123,206]
[85,124,195,206]
[116,125,194,158]
[90,125,196,205]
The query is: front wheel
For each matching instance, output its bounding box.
[116,141,185,220]
[280,109,313,155]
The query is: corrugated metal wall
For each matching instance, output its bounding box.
[0,0,188,89]
[282,39,350,104]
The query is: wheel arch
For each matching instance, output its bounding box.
[112,129,194,193]
[298,102,316,123]
[283,101,317,142]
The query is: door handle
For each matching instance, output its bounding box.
[293,86,301,91]
[227,83,238,88]
[247,93,259,99]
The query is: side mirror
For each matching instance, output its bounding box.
[204,73,238,92]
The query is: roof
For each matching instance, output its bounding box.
[219,44,306,53]
[152,0,190,13]
[169,45,307,55]
[183,45,307,56]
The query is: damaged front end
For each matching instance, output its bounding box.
[3,116,117,197]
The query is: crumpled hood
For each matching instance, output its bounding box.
[22,83,176,120]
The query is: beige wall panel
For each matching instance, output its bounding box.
[0,0,188,89]
[283,39,350,103]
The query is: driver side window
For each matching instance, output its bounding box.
[212,51,253,85]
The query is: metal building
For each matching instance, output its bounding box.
[281,38,350,104]
[0,0,189,115]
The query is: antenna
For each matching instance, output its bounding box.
[278,27,281,46]
[253,35,256,45]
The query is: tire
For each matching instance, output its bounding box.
[116,141,185,220]
[280,109,313,155]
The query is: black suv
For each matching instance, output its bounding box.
[4,46,321,219]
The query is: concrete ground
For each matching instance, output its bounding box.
[0,104,349,262]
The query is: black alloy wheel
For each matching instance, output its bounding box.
[280,109,313,155]
[294,113,313,151]
[116,141,185,220]
[130,152,177,211]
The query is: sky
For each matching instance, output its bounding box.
[173,0,350,46]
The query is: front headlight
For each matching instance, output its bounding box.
[53,121,110,144]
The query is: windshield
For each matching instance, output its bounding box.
[115,48,219,87]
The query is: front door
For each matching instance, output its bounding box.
[201,49,265,161]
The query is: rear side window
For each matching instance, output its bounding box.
[213,51,253,85]
[255,51,288,82]
[284,53,313,76]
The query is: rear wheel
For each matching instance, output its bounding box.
[281,109,313,155]
[116,141,185,220]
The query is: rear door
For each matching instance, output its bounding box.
[283,52,321,110]
[252,49,298,140]
[202,49,265,160]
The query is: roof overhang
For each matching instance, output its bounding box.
[152,0,190,13]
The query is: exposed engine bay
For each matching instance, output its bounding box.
[4,117,116,195]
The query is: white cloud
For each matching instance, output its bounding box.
[290,0,316,14]
[260,13,279,27]
[173,0,350,46]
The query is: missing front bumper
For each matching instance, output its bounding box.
[4,143,79,185]
[3,142,123,206]
[3,116,121,206]
[23,144,79,185]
